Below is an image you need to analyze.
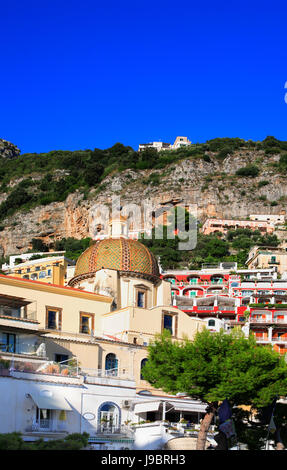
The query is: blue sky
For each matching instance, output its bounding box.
[1,0,287,154]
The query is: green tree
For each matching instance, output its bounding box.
[141,329,287,450]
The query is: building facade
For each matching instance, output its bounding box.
[202,218,275,236]
[0,217,206,447]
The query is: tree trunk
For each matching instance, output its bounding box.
[196,404,217,450]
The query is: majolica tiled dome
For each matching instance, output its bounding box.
[73,237,160,279]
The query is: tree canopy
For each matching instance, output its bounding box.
[142,329,287,408]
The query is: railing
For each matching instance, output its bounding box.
[255,338,287,344]
[0,309,37,322]
[251,318,287,324]
[250,318,273,323]
[28,419,67,433]
[196,306,215,311]
[0,342,39,355]
[171,281,227,287]
[95,424,134,436]
[96,425,121,435]
[82,368,134,382]
[8,358,79,377]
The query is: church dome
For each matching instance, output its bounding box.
[70,237,160,284]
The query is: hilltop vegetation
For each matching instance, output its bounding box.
[140,226,280,270]
[0,136,287,223]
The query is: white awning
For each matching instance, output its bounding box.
[29,391,72,411]
[167,401,207,413]
[134,401,162,414]
[134,400,206,414]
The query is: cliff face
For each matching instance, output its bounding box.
[0,139,20,159]
[0,148,286,257]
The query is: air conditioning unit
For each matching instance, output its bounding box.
[121,400,132,409]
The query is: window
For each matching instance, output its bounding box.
[26,268,30,273]
[46,307,62,330]
[105,353,118,375]
[35,267,40,271]
[47,269,52,276]
[55,354,69,363]
[208,319,216,327]
[162,312,178,336]
[137,291,145,308]
[30,273,38,280]
[189,291,197,297]
[0,333,16,353]
[140,358,148,380]
[166,278,176,284]
[80,312,94,334]
[163,314,173,334]
[39,271,46,279]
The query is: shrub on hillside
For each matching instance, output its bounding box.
[235,165,260,177]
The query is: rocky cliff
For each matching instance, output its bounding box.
[0,139,20,159]
[0,145,287,257]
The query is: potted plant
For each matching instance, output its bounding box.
[179,418,188,427]
[0,358,10,376]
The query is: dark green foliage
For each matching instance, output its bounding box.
[31,238,49,252]
[140,223,279,270]
[257,180,269,188]
[262,136,287,150]
[236,165,260,177]
[54,237,92,260]
[0,432,89,450]
[142,329,287,408]
[278,153,287,174]
[0,136,286,223]
[205,137,246,152]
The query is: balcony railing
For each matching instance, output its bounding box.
[0,304,37,322]
[82,367,134,382]
[251,318,287,324]
[250,318,273,323]
[0,342,39,355]
[255,338,287,344]
[27,420,68,433]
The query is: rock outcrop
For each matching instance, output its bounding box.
[0,147,287,257]
[0,139,20,159]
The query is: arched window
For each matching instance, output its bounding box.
[140,358,148,380]
[98,402,121,433]
[105,353,118,376]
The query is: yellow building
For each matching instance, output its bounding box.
[5,255,75,286]
[247,246,287,275]
[0,216,205,394]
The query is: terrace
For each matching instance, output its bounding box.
[0,295,39,332]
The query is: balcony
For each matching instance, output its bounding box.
[82,368,135,387]
[8,359,83,384]
[0,296,38,331]
[255,338,287,344]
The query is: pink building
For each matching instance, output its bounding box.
[202,218,275,235]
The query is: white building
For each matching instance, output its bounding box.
[249,214,285,225]
[138,136,191,152]
[0,367,208,450]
